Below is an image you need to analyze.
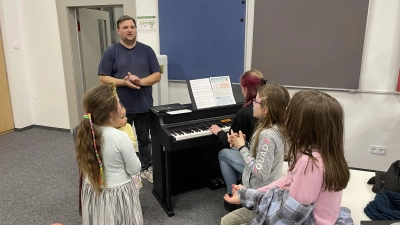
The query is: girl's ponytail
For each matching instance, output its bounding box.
[75,114,104,193]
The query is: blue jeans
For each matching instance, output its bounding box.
[127,113,152,171]
[218,148,245,194]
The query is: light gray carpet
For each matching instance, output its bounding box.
[0,128,228,225]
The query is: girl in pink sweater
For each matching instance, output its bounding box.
[222,90,350,225]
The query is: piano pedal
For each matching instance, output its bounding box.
[209,177,226,190]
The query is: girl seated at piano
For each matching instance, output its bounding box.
[219,83,290,212]
[209,70,264,148]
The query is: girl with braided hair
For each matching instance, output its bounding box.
[75,83,143,225]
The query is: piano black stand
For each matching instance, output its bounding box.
[149,103,242,216]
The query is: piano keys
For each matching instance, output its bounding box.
[149,103,242,216]
[169,119,232,141]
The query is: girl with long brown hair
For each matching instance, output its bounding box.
[76,83,142,225]
[209,70,265,211]
[221,83,290,212]
[223,90,350,225]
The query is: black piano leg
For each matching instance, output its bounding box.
[152,144,174,216]
[164,149,173,215]
[152,189,174,217]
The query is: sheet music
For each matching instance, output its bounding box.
[189,78,217,109]
[209,76,236,106]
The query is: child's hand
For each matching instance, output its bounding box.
[232,130,246,149]
[232,184,244,192]
[227,130,236,147]
[224,184,244,204]
[209,124,222,135]
[223,192,241,204]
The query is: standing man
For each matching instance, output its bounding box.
[98,15,161,183]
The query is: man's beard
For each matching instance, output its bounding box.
[123,36,136,44]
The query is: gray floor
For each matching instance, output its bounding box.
[0,128,228,225]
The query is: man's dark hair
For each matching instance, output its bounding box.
[117,15,136,29]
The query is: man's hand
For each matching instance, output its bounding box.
[128,72,141,86]
[209,124,222,135]
[124,76,140,89]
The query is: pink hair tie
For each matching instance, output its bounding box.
[84,113,105,186]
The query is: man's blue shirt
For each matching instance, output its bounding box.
[98,42,161,114]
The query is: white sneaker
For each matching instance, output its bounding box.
[141,167,153,183]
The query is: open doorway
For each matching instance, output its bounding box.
[56,0,136,130]
[77,7,125,93]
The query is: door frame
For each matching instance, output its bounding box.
[56,0,136,131]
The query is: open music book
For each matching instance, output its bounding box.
[187,76,236,110]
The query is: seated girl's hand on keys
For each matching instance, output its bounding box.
[209,124,222,135]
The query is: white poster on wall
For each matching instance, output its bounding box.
[137,16,157,33]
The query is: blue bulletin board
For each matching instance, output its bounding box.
[158,1,246,83]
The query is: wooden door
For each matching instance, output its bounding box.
[0,29,14,134]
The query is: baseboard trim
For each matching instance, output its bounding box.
[0,129,14,136]
[14,125,70,133]
[14,125,34,132]
[349,167,380,173]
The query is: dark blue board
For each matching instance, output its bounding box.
[158,0,246,83]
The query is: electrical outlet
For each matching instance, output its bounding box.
[369,145,386,155]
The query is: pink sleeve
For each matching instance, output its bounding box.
[289,160,324,205]
[257,176,287,192]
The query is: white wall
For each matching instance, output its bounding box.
[19,0,70,129]
[360,0,400,91]
[136,0,160,54]
[0,0,69,129]
[0,0,33,128]
[0,0,399,170]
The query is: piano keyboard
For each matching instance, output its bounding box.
[169,121,232,141]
